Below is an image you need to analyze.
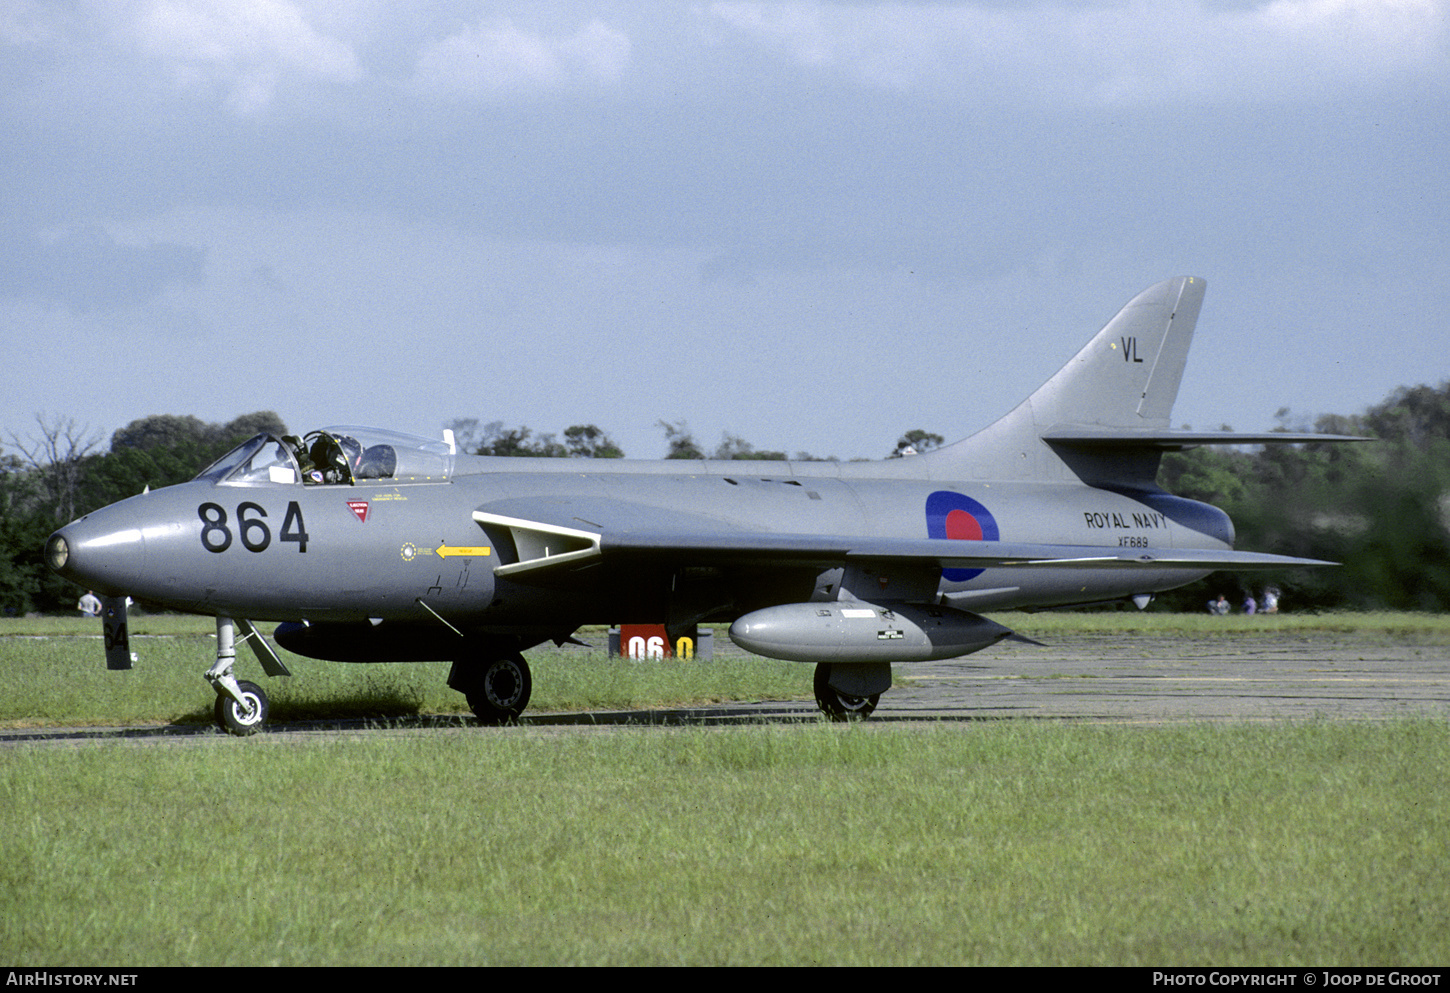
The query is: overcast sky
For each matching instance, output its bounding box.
[4,0,1447,461]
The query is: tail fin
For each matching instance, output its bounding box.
[928,276,1206,486]
[1025,275,1205,429]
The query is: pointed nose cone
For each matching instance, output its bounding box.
[46,516,148,598]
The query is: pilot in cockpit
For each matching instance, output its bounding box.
[313,433,361,485]
[282,432,352,485]
[285,432,397,485]
[281,435,318,483]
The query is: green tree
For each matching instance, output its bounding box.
[659,420,705,460]
[468,422,562,457]
[0,448,50,614]
[889,429,944,458]
[450,419,625,458]
[444,417,483,455]
[1364,383,1450,452]
[88,411,289,506]
[1156,386,1450,612]
[475,424,544,457]
[109,413,211,452]
[1159,442,1253,509]
[563,424,624,459]
[712,434,785,461]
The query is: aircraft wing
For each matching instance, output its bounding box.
[474,509,1334,582]
[601,532,1334,571]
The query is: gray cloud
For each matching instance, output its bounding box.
[2,1,1446,459]
[0,224,206,310]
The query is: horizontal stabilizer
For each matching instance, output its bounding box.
[1042,426,1371,450]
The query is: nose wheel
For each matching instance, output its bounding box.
[214,680,269,736]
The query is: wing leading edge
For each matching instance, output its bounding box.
[599,532,1335,571]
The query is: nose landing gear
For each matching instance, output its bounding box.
[205,616,290,736]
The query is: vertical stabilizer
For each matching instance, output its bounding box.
[1023,275,1204,431]
[925,276,1206,484]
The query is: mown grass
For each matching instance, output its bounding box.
[3,719,1447,966]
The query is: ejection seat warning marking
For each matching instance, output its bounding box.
[347,500,369,523]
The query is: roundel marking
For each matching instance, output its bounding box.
[925,491,999,582]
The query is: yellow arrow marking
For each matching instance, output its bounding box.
[436,545,492,559]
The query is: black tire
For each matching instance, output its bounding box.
[215,680,268,736]
[813,664,879,721]
[464,654,532,725]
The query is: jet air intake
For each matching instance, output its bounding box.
[729,603,1013,663]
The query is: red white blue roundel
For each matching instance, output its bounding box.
[925,491,999,582]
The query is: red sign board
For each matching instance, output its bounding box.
[617,624,701,659]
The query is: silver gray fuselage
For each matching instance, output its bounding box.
[53,452,1226,636]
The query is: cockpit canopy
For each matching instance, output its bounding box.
[194,426,455,486]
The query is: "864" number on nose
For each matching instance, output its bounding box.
[198,501,309,554]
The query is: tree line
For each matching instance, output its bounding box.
[2,386,1448,615]
[1154,385,1450,613]
[2,412,290,615]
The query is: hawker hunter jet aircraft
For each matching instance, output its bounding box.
[47,277,1355,734]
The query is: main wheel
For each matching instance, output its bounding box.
[813,665,879,721]
[464,654,532,725]
[215,680,268,736]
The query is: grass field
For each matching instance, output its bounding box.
[3,720,1447,966]
[3,613,1448,966]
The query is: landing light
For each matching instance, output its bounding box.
[46,534,68,571]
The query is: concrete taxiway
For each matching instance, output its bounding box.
[884,630,1450,723]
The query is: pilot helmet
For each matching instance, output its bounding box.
[337,435,363,469]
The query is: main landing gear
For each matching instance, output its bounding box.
[205,615,290,736]
[449,651,533,725]
[813,662,885,721]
